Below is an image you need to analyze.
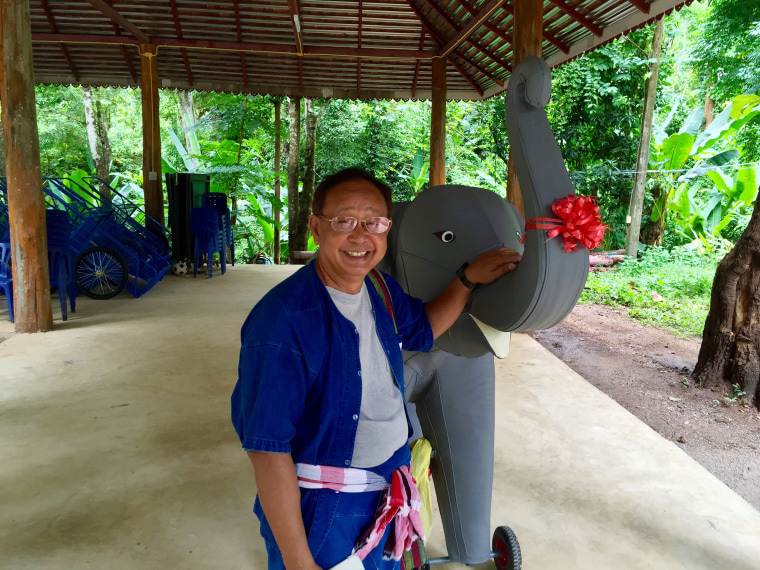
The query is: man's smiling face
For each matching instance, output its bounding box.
[309,178,390,294]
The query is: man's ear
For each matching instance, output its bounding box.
[308,215,321,245]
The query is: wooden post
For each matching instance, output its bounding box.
[625,17,664,258]
[139,44,163,230]
[430,56,447,187]
[273,98,282,264]
[506,0,543,219]
[0,0,53,332]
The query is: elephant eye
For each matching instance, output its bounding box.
[434,230,456,243]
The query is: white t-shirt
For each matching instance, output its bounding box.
[326,283,408,468]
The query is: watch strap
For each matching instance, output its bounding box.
[456,262,477,291]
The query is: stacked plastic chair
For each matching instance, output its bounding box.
[190,207,225,278]
[46,209,76,321]
[201,192,235,266]
[0,240,12,323]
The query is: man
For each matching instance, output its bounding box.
[232,168,521,569]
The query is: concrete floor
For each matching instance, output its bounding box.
[2,264,760,570]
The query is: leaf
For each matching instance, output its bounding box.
[168,126,197,172]
[712,210,736,235]
[692,104,734,155]
[706,170,732,195]
[660,132,695,171]
[161,157,177,174]
[702,194,724,234]
[245,192,274,242]
[678,107,704,136]
[729,95,760,120]
[736,165,758,205]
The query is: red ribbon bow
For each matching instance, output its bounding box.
[521,195,607,253]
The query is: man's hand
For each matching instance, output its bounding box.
[426,246,522,339]
[464,247,522,285]
[248,451,322,570]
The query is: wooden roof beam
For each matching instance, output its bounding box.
[87,0,151,43]
[406,1,485,94]
[440,0,505,58]
[31,34,437,60]
[626,0,650,13]
[232,0,247,87]
[547,0,603,38]
[105,0,138,83]
[458,0,513,47]
[412,30,424,97]
[357,0,362,94]
[39,0,79,81]
[421,0,510,71]
[169,0,193,86]
[448,56,484,96]
[453,51,504,86]
[287,0,303,55]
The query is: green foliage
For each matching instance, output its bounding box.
[692,0,760,105]
[582,246,722,337]
[660,91,760,240]
[547,31,651,241]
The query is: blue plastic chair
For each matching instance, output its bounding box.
[190,207,225,278]
[46,209,76,321]
[0,240,13,323]
[201,192,235,266]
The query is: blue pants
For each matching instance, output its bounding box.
[256,488,399,570]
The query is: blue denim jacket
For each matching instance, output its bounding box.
[232,261,433,469]
[231,262,433,568]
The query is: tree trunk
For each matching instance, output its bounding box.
[640,184,667,246]
[273,97,282,264]
[230,103,246,228]
[292,98,330,259]
[693,185,760,408]
[704,95,715,128]
[82,85,112,199]
[287,96,301,263]
[293,97,316,255]
[177,90,198,170]
[625,17,664,257]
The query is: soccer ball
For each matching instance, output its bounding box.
[171,261,188,276]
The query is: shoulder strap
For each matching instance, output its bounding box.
[368,269,398,335]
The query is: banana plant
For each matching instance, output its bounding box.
[649,90,760,241]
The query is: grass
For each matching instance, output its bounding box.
[580,246,722,338]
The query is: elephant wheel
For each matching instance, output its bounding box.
[493,526,522,570]
[74,247,129,299]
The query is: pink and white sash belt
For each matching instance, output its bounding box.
[295,462,425,562]
[295,463,390,493]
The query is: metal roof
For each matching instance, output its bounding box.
[29,0,693,100]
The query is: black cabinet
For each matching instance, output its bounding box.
[165,173,210,262]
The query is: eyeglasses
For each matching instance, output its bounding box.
[317,215,392,234]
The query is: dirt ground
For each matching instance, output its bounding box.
[535,304,760,512]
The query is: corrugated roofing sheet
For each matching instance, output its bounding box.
[28,0,693,100]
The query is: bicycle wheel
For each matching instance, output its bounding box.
[74,247,129,299]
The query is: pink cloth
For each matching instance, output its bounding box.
[294,462,425,562]
[352,464,426,561]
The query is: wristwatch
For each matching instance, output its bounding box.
[456,262,478,291]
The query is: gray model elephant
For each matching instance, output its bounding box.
[377,56,591,564]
